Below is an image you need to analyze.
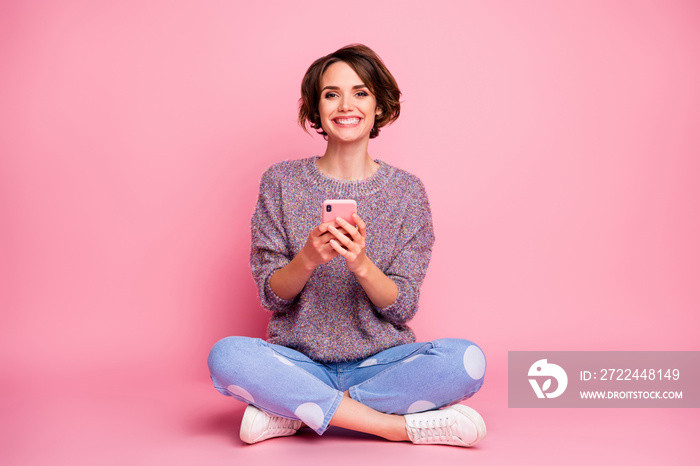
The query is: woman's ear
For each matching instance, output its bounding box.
[375,106,383,117]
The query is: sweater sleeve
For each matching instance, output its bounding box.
[250,166,295,312]
[374,179,435,325]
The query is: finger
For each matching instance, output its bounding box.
[329,239,350,257]
[328,224,353,247]
[317,230,336,242]
[313,221,335,236]
[353,213,367,238]
[335,217,361,241]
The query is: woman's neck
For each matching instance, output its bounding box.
[318,139,379,181]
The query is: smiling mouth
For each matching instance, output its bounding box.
[333,117,361,125]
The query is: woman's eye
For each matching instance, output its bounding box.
[324,92,338,98]
[356,91,368,97]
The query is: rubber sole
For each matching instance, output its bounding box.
[450,404,487,446]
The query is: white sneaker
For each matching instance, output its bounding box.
[404,405,486,447]
[239,405,302,444]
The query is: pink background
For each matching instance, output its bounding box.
[1,0,698,464]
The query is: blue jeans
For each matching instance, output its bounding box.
[207,337,486,435]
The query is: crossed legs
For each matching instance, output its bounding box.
[208,337,486,444]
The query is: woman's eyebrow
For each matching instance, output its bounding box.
[321,84,368,91]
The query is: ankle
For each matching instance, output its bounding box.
[383,414,410,442]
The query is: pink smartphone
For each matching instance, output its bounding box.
[322,199,357,225]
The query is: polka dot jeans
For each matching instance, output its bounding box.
[207,337,486,435]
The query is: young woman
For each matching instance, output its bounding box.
[207,44,487,447]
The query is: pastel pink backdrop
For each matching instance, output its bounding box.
[1,1,698,465]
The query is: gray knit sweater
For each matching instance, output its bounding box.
[250,156,435,362]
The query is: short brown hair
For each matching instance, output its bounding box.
[298,44,401,139]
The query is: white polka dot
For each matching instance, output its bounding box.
[404,355,421,363]
[294,403,325,431]
[273,353,295,366]
[407,400,436,413]
[463,345,486,380]
[359,358,378,367]
[227,385,255,403]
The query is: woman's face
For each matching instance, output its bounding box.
[318,61,380,145]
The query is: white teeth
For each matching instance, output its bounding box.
[335,118,360,124]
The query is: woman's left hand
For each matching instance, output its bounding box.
[329,212,399,308]
[327,213,368,275]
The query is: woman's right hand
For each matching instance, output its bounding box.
[298,221,340,270]
[269,221,341,300]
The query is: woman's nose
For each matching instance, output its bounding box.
[339,97,353,111]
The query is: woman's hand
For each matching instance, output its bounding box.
[298,221,340,270]
[328,213,398,308]
[270,221,338,300]
[269,215,370,301]
[327,213,368,275]
[272,213,398,308]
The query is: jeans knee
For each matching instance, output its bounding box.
[207,336,258,377]
[434,338,487,382]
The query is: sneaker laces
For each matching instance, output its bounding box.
[407,415,455,442]
[267,414,300,434]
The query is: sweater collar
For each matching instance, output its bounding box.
[304,156,394,197]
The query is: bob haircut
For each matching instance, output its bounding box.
[298,44,401,139]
